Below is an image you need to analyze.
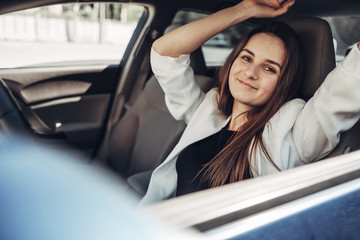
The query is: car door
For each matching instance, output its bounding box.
[143,150,360,240]
[0,2,147,156]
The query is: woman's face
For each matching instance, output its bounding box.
[228,33,286,111]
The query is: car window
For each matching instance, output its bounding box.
[0,3,144,68]
[322,15,360,64]
[172,10,253,67]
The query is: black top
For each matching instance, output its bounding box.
[176,128,251,197]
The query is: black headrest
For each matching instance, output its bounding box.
[282,17,336,100]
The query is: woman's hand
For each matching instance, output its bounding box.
[240,0,295,18]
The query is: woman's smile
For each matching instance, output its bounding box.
[238,78,257,90]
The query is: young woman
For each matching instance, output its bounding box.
[139,0,360,205]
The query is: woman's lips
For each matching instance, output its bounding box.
[238,79,257,90]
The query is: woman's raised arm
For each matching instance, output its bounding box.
[153,0,295,58]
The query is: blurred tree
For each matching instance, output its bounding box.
[105,4,122,21]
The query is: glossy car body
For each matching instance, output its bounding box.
[0,0,360,239]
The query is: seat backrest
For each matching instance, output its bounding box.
[108,74,213,176]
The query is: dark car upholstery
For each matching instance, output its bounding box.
[282,17,335,100]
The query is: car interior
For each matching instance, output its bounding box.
[0,0,360,201]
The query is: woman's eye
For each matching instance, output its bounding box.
[264,66,276,73]
[241,56,251,62]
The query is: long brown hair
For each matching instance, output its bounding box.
[200,21,303,187]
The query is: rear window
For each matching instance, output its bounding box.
[323,15,360,63]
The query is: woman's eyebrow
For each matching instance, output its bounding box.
[266,59,283,71]
[242,48,283,70]
[242,49,254,56]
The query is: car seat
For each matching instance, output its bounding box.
[106,17,359,196]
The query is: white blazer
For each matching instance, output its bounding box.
[139,46,360,206]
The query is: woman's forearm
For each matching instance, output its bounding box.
[153,3,251,58]
[152,0,295,58]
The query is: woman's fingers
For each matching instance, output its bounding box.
[241,0,295,18]
[262,0,283,9]
[270,0,295,16]
[257,0,293,9]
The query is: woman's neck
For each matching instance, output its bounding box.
[228,114,247,131]
[228,101,252,131]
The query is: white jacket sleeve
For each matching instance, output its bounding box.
[292,45,360,162]
[150,48,205,124]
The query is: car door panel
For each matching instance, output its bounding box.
[0,64,118,152]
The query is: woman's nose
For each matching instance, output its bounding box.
[243,64,259,80]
